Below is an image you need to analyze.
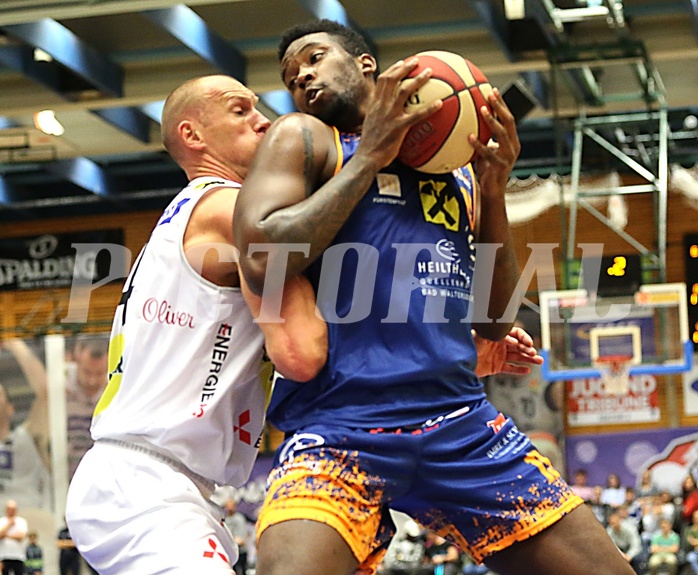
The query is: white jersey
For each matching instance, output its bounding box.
[91,177,269,486]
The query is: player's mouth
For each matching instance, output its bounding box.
[305,87,322,106]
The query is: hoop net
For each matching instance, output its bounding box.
[593,355,633,395]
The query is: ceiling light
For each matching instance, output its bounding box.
[554,6,610,23]
[504,0,525,20]
[34,110,65,136]
[33,48,53,63]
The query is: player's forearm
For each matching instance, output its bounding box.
[244,153,381,294]
[472,195,520,340]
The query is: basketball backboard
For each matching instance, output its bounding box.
[539,282,692,381]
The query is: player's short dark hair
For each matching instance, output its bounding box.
[278,19,374,62]
[74,333,109,358]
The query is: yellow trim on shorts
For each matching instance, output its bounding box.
[255,462,384,570]
[468,493,585,564]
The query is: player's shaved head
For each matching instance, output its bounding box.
[161,75,253,163]
[161,76,205,160]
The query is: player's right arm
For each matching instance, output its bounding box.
[233,112,379,297]
[184,186,327,382]
[234,58,442,296]
[241,273,327,382]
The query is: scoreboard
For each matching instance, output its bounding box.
[582,253,642,298]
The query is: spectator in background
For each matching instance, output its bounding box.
[623,488,643,528]
[0,500,27,575]
[602,473,627,510]
[0,340,51,511]
[423,532,460,575]
[641,496,675,543]
[570,469,595,502]
[606,512,643,574]
[56,521,79,575]
[25,531,43,575]
[656,491,678,530]
[589,485,610,526]
[223,498,251,575]
[684,509,698,575]
[65,334,108,480]
[57,520,96,575]
[380,519,425,575]
[681,474,698,526]
[647,518,680,575]
[637,469,659,503]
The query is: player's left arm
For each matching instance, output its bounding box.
[473,325,543,378]
[469,88,522,341]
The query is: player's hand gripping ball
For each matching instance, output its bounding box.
[398,51,493,174]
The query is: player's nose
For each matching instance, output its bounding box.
[296,65,315,90]
[254,111,271,132]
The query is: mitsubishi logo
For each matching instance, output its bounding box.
[234,410,251,444]
[203,538,229,564]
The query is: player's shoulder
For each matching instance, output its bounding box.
[185,185,238,252]
[269,112,335,142]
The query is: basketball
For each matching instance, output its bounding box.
[398,51,494,174]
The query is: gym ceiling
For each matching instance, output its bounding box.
[0,0,696,222]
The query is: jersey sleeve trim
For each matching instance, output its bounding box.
[331,126,343,176]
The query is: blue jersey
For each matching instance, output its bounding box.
[267,129,486,431]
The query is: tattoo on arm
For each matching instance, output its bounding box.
[302,127,314,197]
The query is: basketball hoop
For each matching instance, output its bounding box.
[593,355,633,395]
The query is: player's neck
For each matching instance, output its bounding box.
[187,164,242,186]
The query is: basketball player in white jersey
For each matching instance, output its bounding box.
[64,74,541,575]
[65,75,328,575]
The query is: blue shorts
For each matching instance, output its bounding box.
[257,399,582,572]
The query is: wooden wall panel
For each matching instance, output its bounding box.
[0,210,160,338]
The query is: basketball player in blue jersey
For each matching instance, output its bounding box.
[234,19,634,575]
[63,73,531,575]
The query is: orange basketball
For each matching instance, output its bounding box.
[398,51,493,174]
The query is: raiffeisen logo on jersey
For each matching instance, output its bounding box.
[419,179,460,231]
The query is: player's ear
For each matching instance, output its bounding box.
[358,53,377,77]
[179,120,204,149]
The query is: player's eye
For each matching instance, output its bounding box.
[309,51,323,63]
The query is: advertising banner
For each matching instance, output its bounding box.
[567,373,660,426]
[0,230,124,291]
[566,427,698,495]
